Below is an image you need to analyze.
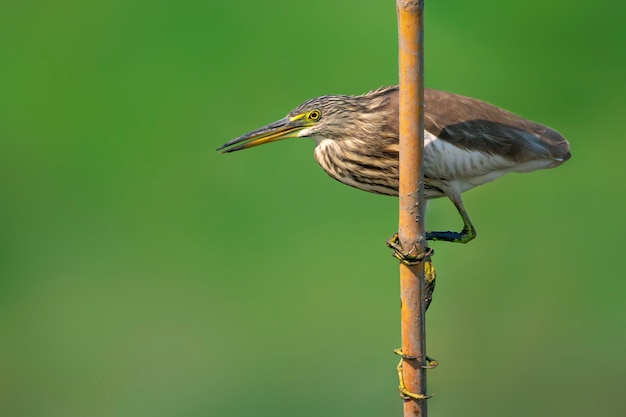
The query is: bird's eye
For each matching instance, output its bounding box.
[308,110,321,121]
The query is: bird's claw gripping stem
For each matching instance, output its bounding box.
[394,349,439,369]
[386,233,434,265]
[394,349,435,400]
[386,233,437,311]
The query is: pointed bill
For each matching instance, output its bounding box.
[217,117,305,153]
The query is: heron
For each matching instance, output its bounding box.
[218,86,571,243]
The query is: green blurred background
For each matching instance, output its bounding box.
[1,1,624,416]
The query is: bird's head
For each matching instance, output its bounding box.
[217,88,398,153]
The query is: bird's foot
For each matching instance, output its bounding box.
[426,226,476,244]
[386,233,434,265]
[394,349,435,400]
[386,233,437,310]
[394,349,439,369]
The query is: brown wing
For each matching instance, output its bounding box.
[424,89,570,163]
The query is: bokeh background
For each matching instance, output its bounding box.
[1,1,624,416]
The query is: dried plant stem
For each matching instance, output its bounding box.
[396,1,428,416]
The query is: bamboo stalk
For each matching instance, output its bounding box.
[396,1,428,416]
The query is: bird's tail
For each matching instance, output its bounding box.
[538,127,571,165]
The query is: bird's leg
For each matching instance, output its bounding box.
[426,198,477,244]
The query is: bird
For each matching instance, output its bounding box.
[217,86,571,243]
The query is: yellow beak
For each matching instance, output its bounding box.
[217,117,306,153]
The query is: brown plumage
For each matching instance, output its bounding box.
[218,86,571,243]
